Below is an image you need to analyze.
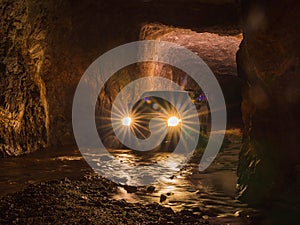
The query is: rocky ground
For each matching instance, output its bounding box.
[1,130,298,225]
[0,173,209,225]
[0,129,248,225]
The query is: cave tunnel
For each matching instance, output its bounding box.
[0,0,299,224]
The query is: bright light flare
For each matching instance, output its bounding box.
[122,117,132,126]
[167,116,181,127]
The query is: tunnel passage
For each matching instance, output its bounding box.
[0,0,240,157]
[97,24,243,149]
[1,0,299,209]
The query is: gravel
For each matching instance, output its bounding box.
[0,173,209,225]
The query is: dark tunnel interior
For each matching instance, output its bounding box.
[0,0,299,224]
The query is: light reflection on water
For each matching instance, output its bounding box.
[83,147,188,185]
[0,146,91,196]
[0,129,259,224]
[109,129,258,224]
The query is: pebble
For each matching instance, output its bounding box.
[147,185,155,193]
[161,207,174,215]
[0,171,208,224]
[123,185,137,193]
[160,194,167,203]
[169,175,175,180]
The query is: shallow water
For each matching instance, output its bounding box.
[111,130,259,224]
[0,129,260,224]
[0,146,91,196]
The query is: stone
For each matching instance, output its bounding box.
[160,194,167,203]
[161,207,174,215]
[146,185,155,193]
[123,185,138,193]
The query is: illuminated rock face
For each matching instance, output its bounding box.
[237,0,300,205]
[0,0,49,156]
[0,0,239,155]
[138,24,243,126]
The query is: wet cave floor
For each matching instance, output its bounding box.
[0,129,269,225]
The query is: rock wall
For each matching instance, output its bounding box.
[237,0,300,205]
[0,0,49,156]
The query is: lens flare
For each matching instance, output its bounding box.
[122,117,132,126]
[168,116,180,127]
